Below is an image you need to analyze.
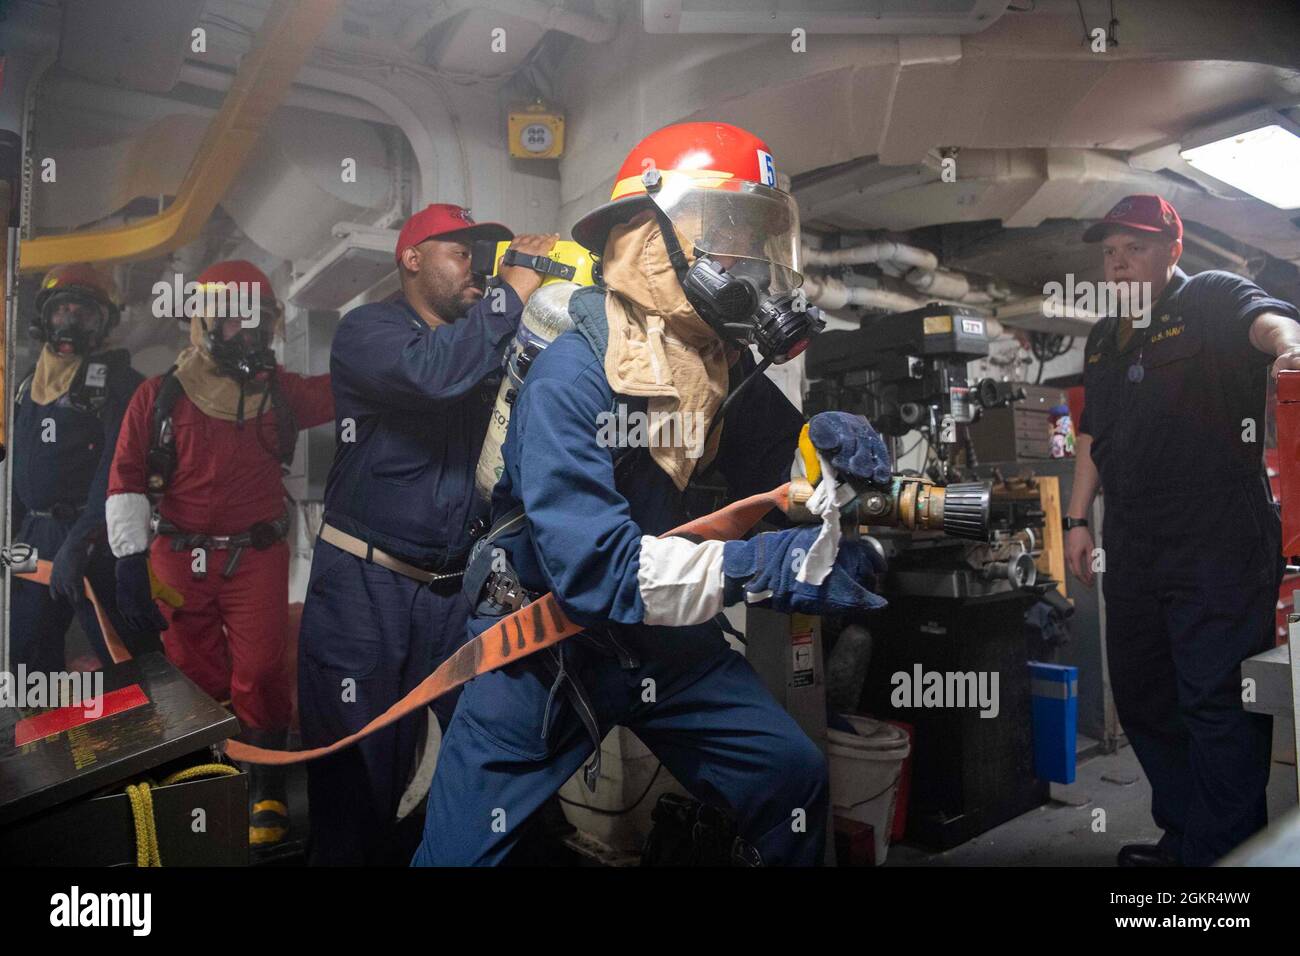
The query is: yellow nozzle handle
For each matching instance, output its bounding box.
[797,423,821,486]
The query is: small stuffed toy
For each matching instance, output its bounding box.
[1049,404,1075,458]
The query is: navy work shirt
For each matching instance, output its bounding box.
[1079,266,1299,588]
[13,349,143,557]
[322,284,523,567]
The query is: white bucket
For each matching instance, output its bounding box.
[826,714,911,865]
[558,727,689,854]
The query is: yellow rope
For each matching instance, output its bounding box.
[125,783,161,867]
[161,763,240,786]
[123,763,241,866]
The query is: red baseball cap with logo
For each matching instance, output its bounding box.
[394,204,513,265]
[1083,194,1183,244]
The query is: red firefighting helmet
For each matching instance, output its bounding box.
[571,121,803,289]
[31,262,121,348]
[34,262,120,321]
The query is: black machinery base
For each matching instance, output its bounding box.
[858,589,1050,851]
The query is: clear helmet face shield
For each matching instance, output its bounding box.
[647,173,804,294]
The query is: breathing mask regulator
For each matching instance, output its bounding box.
[639,165,824,371]
[199,311,279,383]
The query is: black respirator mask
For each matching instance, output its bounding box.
[203,315,277,382]
[643,177,824,366]
[32,292,113,356]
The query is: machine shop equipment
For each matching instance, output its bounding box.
[806,303,1025,483]
[804,302,1072,849]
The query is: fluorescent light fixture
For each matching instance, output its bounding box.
[1179,108,1300,210]
[641,0,1013,35]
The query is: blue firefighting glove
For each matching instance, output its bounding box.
[722,525,887,615]
[50,536,91,605]
[116,552,169,632]
[807,411,892,487]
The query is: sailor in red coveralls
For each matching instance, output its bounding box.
[106,260,334,849]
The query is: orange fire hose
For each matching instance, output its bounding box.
[224,482,793,765]
[16,559,132,664]
[15,557,185,664]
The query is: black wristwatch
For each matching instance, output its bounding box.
[1062,516,1089,531]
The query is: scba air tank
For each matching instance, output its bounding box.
[474,281,579,499]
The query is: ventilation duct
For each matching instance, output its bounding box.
[220,107,396,263]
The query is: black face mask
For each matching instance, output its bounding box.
[34,292,110,356]
[204,321,276,382]
[680,256,824,364]
[645,202,824,365]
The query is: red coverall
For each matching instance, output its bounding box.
[108,370,333,731]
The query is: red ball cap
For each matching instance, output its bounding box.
[395,204,513,265]
[1083,194,1183,244]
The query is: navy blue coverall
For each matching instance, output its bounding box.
[297,285,523,865]
[9,350,155,670]
[1080,267,1299,865]
[412,287,828,866]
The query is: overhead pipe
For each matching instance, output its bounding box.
[906,266,970,300]
[802,275,929,313]
[177,62,389,125]
[19,0,345,272]
[803,236,1009,307]
[801,236,938,272]
[295,64,453,208]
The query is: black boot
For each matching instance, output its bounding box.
[1117,843,1181,867]
[241,728,291,851]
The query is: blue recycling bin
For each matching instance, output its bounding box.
[1028,661,1078,784]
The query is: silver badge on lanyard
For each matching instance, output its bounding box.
[1127,363,1144,383]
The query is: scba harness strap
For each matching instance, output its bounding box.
[15,349,129,418]
[146,367,298,503]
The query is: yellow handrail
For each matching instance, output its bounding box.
[19,0,344,272]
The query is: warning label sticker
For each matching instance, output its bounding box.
[791,629,815,687]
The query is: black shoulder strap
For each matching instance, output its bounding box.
[146,368,185,501]
[268,376,299,466]
[153,367,184,429]
[14,369,34,408]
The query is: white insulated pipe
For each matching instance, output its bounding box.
[800,237,939,272]
[906,267,970,300]
[802,275,928,313]
[802,237,1008,308]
